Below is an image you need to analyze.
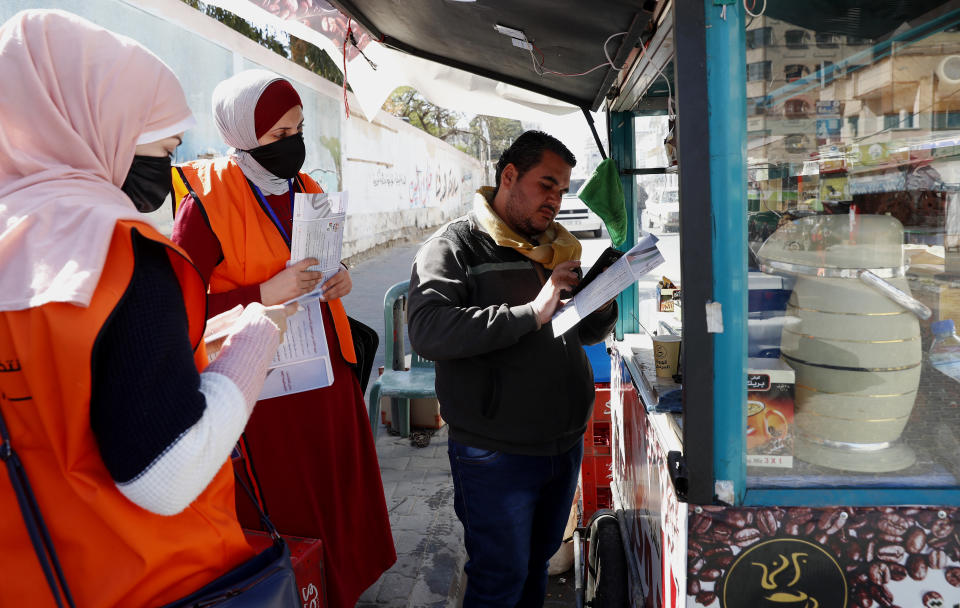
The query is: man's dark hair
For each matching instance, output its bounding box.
[494,130,576,192]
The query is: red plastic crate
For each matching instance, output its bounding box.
[582,483,613,521]
[245,530,327,608]
[580,452,612,521]
[581,453,612,488]
[592,384,612,422]
[585,384,612,455]
[584,418,611,455]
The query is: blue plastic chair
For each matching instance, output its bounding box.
[368,281,436,439]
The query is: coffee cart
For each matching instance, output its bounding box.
[235,1,960,606]
[575,1,960,607]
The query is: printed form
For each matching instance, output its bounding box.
[259,298,333,399]
[551,234,665,337]
[202,298,334,399]
[260,191,348,397]
[290,191,348,288]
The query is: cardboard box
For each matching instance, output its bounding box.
[658,287,677,312]
[746,358,795,468]
[380,395,445,430]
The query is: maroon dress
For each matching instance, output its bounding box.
[172,188,396,608]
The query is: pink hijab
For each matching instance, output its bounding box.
[0,10,196,311]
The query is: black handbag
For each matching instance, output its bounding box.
[347,315,379,394]
[166,544,294,607]
[0,405,300,608]
[161,473,300,608]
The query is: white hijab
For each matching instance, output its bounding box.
[212,69,292,195]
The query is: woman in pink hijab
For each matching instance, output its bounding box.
[0,10,293,607]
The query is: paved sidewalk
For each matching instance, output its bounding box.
[356,424,465,608]
[345,241,467,608]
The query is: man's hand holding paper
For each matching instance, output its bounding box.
[551,234,665,336]
[530,260,580,326]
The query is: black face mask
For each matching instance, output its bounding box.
[246,132,306,179]
[121,155,172,213]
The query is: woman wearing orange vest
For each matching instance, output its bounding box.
[171,70,396,607]
[0,10,296,608]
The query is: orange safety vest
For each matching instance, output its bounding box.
[173,158,356,364]
[0,221,253,608]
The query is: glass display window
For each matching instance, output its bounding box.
[743,9,960,490]
[631,115,682,339]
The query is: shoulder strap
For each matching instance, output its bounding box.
[232,455,283,544]
[173,166,202,219]
[0,406,76,608]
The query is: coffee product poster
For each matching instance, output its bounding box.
[686,505,960,607]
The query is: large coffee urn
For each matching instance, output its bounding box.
[757,214,921,472]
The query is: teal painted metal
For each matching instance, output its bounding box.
[609,111,638,339]
[705,0,748,503]
[744,488,960,507]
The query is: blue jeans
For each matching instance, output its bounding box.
[448,438,583,608]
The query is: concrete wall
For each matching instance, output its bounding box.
[1,0,483,256]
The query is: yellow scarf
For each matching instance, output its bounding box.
[473,187,581,270]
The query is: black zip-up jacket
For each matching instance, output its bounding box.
[408,211,618,456]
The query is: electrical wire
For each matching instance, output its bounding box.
[652,61,674,119]
[529,43,609,77]
[603,31,628,69]
[744,0,767,18]
[528,31,629,78]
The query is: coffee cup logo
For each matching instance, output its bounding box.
[655,344,670,369]
[746,400,788,445]
[721,539,846,608]
[652,335,681,378]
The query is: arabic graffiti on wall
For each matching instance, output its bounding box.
[367,164,472,210]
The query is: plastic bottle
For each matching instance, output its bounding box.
[929,319,960,383]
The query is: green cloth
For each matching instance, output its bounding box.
[577,158,627,246]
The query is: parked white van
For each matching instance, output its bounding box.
[642,188,680,232]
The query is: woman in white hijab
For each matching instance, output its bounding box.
[0,11,292,607]
[171,70,396,608]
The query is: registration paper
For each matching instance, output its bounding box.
[551,234,665,337]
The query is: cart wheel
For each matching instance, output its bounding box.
[585,513,628,608]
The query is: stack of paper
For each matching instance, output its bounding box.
[290,191,348,292]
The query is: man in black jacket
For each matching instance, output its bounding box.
[408,131,617,607]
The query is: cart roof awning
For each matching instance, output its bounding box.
[208,0,657,120]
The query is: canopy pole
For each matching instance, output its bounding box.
[582,108,607,160]
[609,111,637,337]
